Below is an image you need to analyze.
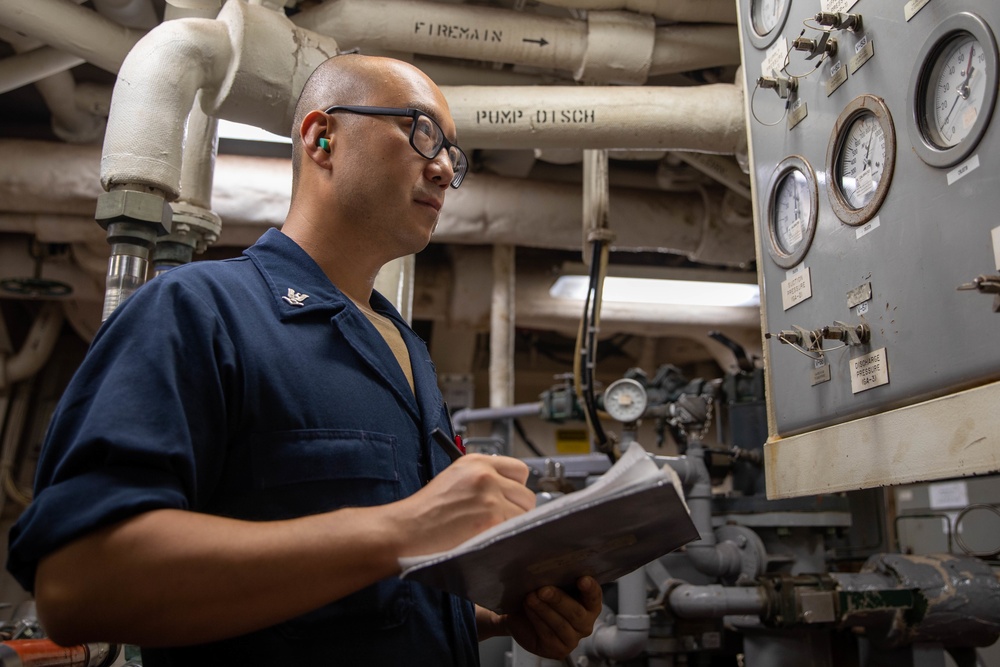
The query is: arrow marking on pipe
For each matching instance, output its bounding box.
[522,37,549,47]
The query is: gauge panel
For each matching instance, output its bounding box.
[748,0,791,49]
[907,12,999,168]
[826,95,897,226]
[765,155,819,269]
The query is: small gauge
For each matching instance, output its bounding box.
[827,95,896,226]
[748,0,790,49]
[602,378,648,423]
[765,156,818,269]
[908,13,999,168]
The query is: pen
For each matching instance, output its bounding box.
[431,427,465,462]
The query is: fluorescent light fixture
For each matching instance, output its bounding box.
[217,119,291,144]
[549,275,760,307]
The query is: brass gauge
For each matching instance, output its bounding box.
[907,13,999,168]
[827,95,896,226]
[748,0,791,49]
[765,156,818,269]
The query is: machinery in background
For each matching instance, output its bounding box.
[466,332,1000,667]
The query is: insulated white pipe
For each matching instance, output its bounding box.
[1,303,65,390]
[100,0,339,198]
[0,141,756,265]
[292,1,738,83]
[490,244,516,411]
[0,0,145,73]
[93,0,158,29]
[0,48,85,96]
[34,72,106,144]
[100,18,231,196]
[442,84,744,153]
[534,0,737,24]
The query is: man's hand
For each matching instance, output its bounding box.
[392,454,536,559]
[477,576,603,659]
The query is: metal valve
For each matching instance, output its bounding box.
[814,11,862,32]
[958,274,1000,312]
[822,321,871,346]
[792,32,837,60]
[757,75,797,99]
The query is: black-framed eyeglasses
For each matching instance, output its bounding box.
[324,105,469,188]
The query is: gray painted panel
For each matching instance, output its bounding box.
[738,0,1000,435]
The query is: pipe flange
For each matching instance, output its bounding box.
[170,201,222,252]
[715,524,767,585]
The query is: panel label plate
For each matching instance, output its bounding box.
[821,0,859,12]
[904,0,932,22]
[848,36,874,74]
[846,282,872,309]
[762,39,788,78]
[782,267,813,310]
[788,99,808,129]
[826,61,848,96]
[850,347,889,393]
[856,216,881,239]
[811,363,832,386]
[947,154,980,186]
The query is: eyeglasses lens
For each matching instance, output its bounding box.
[411,114,467,187]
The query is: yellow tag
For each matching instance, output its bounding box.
[556,428,590,454]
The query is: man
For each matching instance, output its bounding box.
[7,55,601,664]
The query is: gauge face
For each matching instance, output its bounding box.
[603,379,648,423]
[927,34,987,148]
[748,0,789,49]
[836,112,887,209]
[766,156,818,268]
[751,0,786,37]
[908,13,999,168]
[827,95,896,226]
[774,170,810,254]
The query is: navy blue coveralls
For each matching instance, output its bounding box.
[8,229,479,666]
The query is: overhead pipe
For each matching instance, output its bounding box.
[0,303,64,391]
[0,0,145,74]
[0,48,85,96]
[442,84,744,153]
[0,142,756,266]
[292,1,739,84]
[92,0,158,29]
[532,0,737,24]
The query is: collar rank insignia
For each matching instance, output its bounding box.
[281,288,310,307]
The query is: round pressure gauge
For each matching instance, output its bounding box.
[748,0,790,49]
[602,378,648,423]
[907,13,999,168]
[827,95,896,226]
[765,155,818,269]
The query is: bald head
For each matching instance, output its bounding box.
[290,55,445,189]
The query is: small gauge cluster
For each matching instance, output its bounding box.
[748,5,999,270]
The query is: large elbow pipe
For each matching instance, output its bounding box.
[101,0,339,199]
[1,302,64,390]
[580,567,650,661]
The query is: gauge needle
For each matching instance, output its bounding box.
[941,55,976,130]
[863,129,874,169]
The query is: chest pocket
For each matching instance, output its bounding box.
[250,430,401,518]
[249,429,413,634]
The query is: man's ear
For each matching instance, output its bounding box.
[301,109,333,163]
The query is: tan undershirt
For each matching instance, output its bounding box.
[350,297,415,395]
